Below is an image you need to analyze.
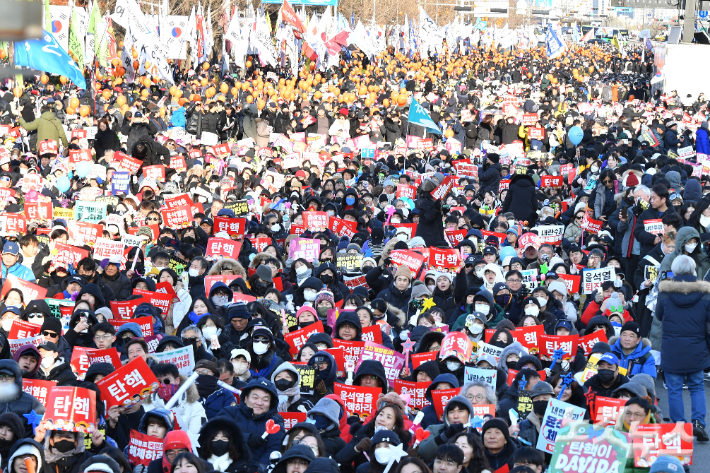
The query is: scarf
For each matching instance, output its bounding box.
[209,453,233,472]
[277,384,302,412]
[196,374,219,399]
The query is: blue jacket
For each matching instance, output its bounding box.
[656,275,710,374]
[610,336,657,378]
[200,387,238,420]
[2,262,35,281]
[697,128,710,155]
[170,107,186,128]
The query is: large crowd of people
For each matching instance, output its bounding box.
[0,33,700,473]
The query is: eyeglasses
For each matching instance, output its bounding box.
[0,375,14,382]
[94,334,114,341]
[182,338,197,345]
[603,179,612,184]
[506,279,522,283]
[27,313,44,319]
[146,217,159,222]
[575,215,584,220]
[466,394,487,402]
[253,337,270,344]
[42,331,58,338]
[625,410,647,420]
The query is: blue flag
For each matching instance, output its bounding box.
[645,38,654,51]
[545,24,565,59]
[14,30,86,90]
[408,98,442,135]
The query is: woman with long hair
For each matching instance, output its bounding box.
[196,418,249,473]
[170,453,207,473]
[451,431,493,473]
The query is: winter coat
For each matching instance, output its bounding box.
[44,433,93,473]
[479,162,502,195]
[18,111,69,148]
[170,107,186,128]
[501,174,538,225]
[201,387,238,420]
[420,373,459,429]
[196,417,247,473]
[0,360,45,436]
[37,357,78,386]
[415,196,445,247]
[659,226,710,281]
[655,275,710,374]
[99,271,133,301]
[93,128,121,159]
[376,280,413,315]
[142,374,207,445]
[1,262,36,282]
[583,372,630,398]
[131,137,170,170]
[634,205,678,258]
[664,128,680,153]
[609,336,656,378]
[217,380,285,472]
[120,120,158,152]
[417,395,475,463]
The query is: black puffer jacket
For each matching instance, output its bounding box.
[415,196,445,247]
[501,174,539,225]
[120,119,157,151]
[132,137,170,170]
[99,270,132,301]
[479,162,502,195]
[93,127,120,159]
[376,280,412,314]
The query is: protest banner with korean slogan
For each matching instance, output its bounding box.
[206,238,242,259]
[582,267,615,294]
[389,250,427,274]
[109,317,153,337]
[533,225,565,245]
[213,217,247,236]
[152,345,195,377]
[464,367,498,387]
[96,357,160,411]
[8,320,41,340]
[288,238,321,262]
[1,275,47,302]
[549,422,631,473]
[394,380,431,410]
[42,386,97,433]
[70,347,122,380]
[128,430,164,466]
[430,387,462,418]
[440,332,474,363]
[74,201,107,223]
[632,423,693,467]
[334,382,380,420]
[536,399,586,453]
[284,321,324,357]
[356,342,406,388]
[539,334,579,361]
[22,379,56,407]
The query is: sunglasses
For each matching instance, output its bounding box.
[27,313,44,319]
[146,217,159,222]
[42,331,58,338]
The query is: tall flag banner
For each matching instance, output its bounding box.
[645,37,654,51]
[545,23,565,59]
[408,98,442,135]
[185,6,198,66]
[281,0,304,33]
[196,3,205,62]
[14,30,87,89]
[580,28,594,42]
[49,5,71,53]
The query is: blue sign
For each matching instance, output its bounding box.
[361,147,375,158]
[698,10,709,18]
[261,0,338,5]
[111,172,131,195]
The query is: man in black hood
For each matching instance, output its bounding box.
[352,360,388,395]
[76,258,116,303]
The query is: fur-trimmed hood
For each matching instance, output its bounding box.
[249,252,274,269]
[385,302,407,328]
[208,258,247,279]
[659,278,710,295]
[180,373,201,403]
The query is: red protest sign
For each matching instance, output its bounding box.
[412,351,438,369]
[68,221,103,246]
[578,330,608,357]
[281,412,308,431]
[499,179,511,192]
[332,339,366,368]
[506,369,547,386]
[8,320,41,340]
[133,289,173,316]
[528,127,545,140]
[206,238,242,259]
[394,379,431,410]
[522,113,538,126]
[396,184,417,199]
[1,275,47,302]
[115,152,143,174]
[539,334,579,361]
[429,247,462,271]
[581,211,602,234]
[68,149,92,164]
[3,213,27,234]
[324,347,346,377]
[96,357,160,410]
[70,129,87,140]
[558,274,581,294]
[540,175,563,187]
[445,229,467,247]
[41,386,96,432]
[356,342,406,388]
[161,205,194,229]
[109,316,153,337]
[168,155,187,172]
[24,202,53,221]
[213,217,247,236]
[328,217,357,238]
[284,321,324,356]
[391,223,417,239]
[128,429,164,466]
[70,347,122,380]
[431,176,455,200]
[593,396,626,425]
[164,193,195,209]
[38,139,58,155]
[155,282,178,301]
[334,382,380,420]
[431,387,462,418]
[511,325,544,354]
[212,143,231,157]
[633,423,693,467]
[142,165,166,182]
[361,326,383,345]
[204,275,239,298]
[389,250,426,274]
[110,299,145,320]
[22,378,56,406]
[188,149,201,159]
[440,332,474,363]
[302,211,329,231]
[251,238,271,253]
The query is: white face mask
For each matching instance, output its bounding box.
[304,289,318,301]
[536,297,547,307]
[0,383,18,402]
[470,324,484,335]
[202,326,218,339]
[701,215,710,228]
[525,306,540,316]
[212,295,229,307]
[476,268,484,278]
[41,356,55,369]
[188,268,201,278]
[296,266,311,276]
[685,243,698,254]
[446,360,462,371]
[374,448,391,465]
[232,362,248,375]
[253,341,269,355]
[591,165,599,173]
[474,303,489,314]
[427,284,436,292]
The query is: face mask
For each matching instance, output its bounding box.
[212,295,229,307]
[202,326,218,339]
[391,219,401,224]
[533,400,548,417]
[701,215,710,228]
[525,306,540,316]
[346,197,356,205]
[275,379,294,391]
[427,284,435,292]
[251,279,270,296]
[41,357,55,369]
[233,362,248,375]
[374,448,391,465]
[304,289,318,301]
[270,224,280,233]
[316,306,329,318]
[188,268,201,278]
[470,324,484,335]
[157,382,179,402]
[1,319,12,332]
[253,341,269,355]
[685,243,697,253]
[363,266,374,273]
[446,360,462,371]
[320,274,333,284]
[591,165,599,173]
[474,303,489,314]
[596,369,616,384]
[476,268,484,278]
[296,266,311,277]
[537,297,547,307]
[53,440,75,453]
[0,383,18,402]
[495,294,511,307]
[211,439,230,457]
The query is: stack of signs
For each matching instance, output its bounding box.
[536,399,586,453]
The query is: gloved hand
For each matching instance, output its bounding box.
[247,433,266,450]
[437,423,465,444]
[355,438,371,453]
[133,465,147,473]
[315,379,328,395]
[594,290,604,303]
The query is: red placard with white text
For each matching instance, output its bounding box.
[41,386,96,432]
[206,238,242,259]
[95,357,160,410]
[213,217,247,236]
[431,388,462,418]
[22,378,56,406]
[128,429,164,465]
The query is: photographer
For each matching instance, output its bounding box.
[121,111,158,151]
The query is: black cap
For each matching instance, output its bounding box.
[620,321,641,336]
[483,246,497,255]
[37,341,58,352]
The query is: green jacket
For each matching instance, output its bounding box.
[18,111,69,149]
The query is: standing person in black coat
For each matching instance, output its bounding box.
[464,121,478,148]
[501,116,519,145]
[501,174,539,225]
[93,118,120,159]
[415,179,445,247]
[478,153,502,195]
[121,112,157,151]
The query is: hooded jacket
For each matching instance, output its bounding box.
[8,439,46,473]
[609,335,656,378]
[417,395,475,462]
[142,375,206,445]
[334,311,363,342]
[376,280,413,315]
[13,344,41,378]
[353,360,388,395]
[216,378,285,471]
[44,431,93,473]
[497,342,527,374]
[0,360,45,436]
[196,417,248,473]
[421,373,459,429]
[37,355,77,386]
[272,445,316,473]
[307,350,337,398]
[501,174,538,225]
[306,397,346,458]
[18,111,69,148]
[270,362,312,413]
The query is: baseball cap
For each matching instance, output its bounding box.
[483,246,497,256]
[599,352,619,367]
[37,341,59,352]
[2,241,19,255]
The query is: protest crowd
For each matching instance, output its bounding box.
[0,2,706,473]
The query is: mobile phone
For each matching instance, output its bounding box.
[620,206,628,219]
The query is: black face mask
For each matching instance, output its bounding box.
[533,400,548,417]
[320,275,334,284]
[275,379,295,391]
[0,438,14,452]
[211,439,230,457]
[53,440,75,453]
[596,369,616,384]
[362,266,374,273]
[299,320,315,328]
[251,279,271,296]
